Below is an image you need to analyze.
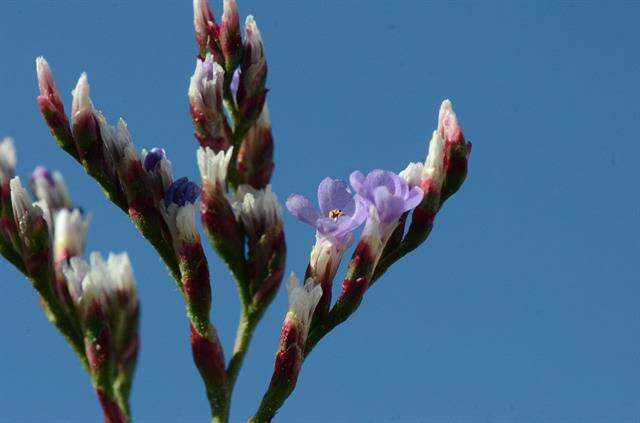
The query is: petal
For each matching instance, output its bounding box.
[317,177,355,217]
[315,216,340,235]
[349,171,366,196]
[366,170,399,196]
[404,187,424,211]
[286,194,319,227]
[373,186,405,224]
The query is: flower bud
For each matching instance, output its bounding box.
[193,0,220,59]
[160,177,201,249]
[236,106,274,189]
[189,55,232,152]
[53,208,90,264]
[257,274,321,421]
[437,99,472,201]
[232,184,285,305]
[35,57,76,158]
[141,147,173,202]
[0,137,16,185]
[237,16,268,123]
[220,0,242,68]
[10,177,51,258]
[30,166,72,212]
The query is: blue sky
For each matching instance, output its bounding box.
[1,1,639,421]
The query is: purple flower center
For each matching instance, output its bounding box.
[165,177,200,207]
[143,147,166,172]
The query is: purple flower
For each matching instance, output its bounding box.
[349,170,423,224]
[143,147,166,172]
[165,177,200,207]
[286,177,367,241]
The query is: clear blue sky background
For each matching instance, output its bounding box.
[1,1,639,422]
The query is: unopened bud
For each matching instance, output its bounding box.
[236,106,274,189]
[237,16,268,123]
[30,166,72,211]
[220,0,242,68]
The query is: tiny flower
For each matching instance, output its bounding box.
[232,184,282,239]
[63,256,90,303]
[286,177,367,244]
[30,166,72,211]
[285,273,322,339]
[53,208,90,263]
[189,55,231,151]
[349,170,423,225]
[141,147,173,197]
[197,146,233,192]
[422,130,446,189]
[160,177,201,245]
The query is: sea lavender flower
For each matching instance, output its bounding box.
[0,137,16,184]
[30,166,72,212]
[160,177,201,247]
[349,169,423,260]
[286,177,367,320]
[287,177,367,244]
[53,208,90,264]
[437,99,472,200]
[10,177,49,243]
[189,54,232,151]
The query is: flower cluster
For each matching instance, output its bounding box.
[0,141,139,422]
[6,1,473,421]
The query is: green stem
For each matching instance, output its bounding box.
[226,307,260,390]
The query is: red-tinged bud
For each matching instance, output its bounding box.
[179,242,212,336]
[198,147,246,277]
[250,224,286,307]
[190,323,227,405]
[236,106,274,189]
[193,0,222,61]
[437,99,471,202]
[189,55,233,152]
[35,57,77,158]
[254,274,321,421]
[237,16,268,124]
[220,0,242,69]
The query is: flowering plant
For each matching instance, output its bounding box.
[0,0,471,421]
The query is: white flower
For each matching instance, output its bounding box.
[0,137,16,183]
[160,201,199,245]
[232,184,282,238]
[63,251,137,314]
[286,272,322,337]
[54,208,90,262]
[399,162,424,189]
[197,146,233,190]
[71,72,94,118]
[189,55,227,137]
